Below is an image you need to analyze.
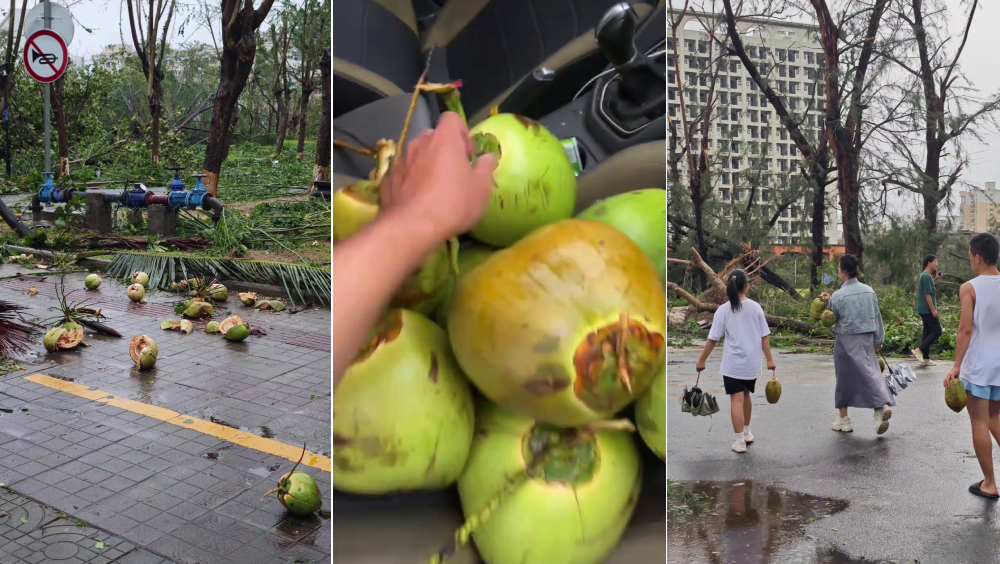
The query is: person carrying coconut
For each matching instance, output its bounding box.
[695,269,776,454]
[329,112,498,386]
[820,254,894,436]
[912,254,944,367]
[943,233,1000,500]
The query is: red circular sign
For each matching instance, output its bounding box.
[23,29,68,83]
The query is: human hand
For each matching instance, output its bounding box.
[876,345,882,352]
[820,292,831,301]
[932,310,938,318]
[379,112,498,244]
[766,359,776,371]
[695,360,705,373]
[944,366,960,388]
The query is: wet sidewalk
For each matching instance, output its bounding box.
[0,265,331,563]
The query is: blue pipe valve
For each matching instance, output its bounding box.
[166,167,186,192]
[36,172,61,204]
[120,183,150,208]
[183,173,210,209]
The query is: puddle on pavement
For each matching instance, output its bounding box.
[202,444,233,460]
[259,425,275,438]
[668,480,856,564]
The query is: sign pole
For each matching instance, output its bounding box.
[43,0,51,174]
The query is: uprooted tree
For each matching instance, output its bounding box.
[667,247,827,334]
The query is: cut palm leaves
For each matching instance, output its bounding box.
[0,301,39,357]
[106,252,331,306]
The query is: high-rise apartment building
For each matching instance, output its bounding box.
[668,11,843,246]
[961,181,1000,233]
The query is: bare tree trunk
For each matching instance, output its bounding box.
[314,48,331,182]
[295,86,311,161]
[126,0,176,166]
[201,0,276,196]
[52,76,69,178]
[275,92,290,154]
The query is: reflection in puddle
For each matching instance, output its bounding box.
[275,514,323,545]
[667,480,860,564]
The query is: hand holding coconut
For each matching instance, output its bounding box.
[330,112,498,383]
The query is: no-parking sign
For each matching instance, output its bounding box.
[23,29,68,83]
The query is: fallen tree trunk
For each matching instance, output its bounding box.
[668,281,824,334]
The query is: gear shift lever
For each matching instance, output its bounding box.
[596,3,638,67]
[594,3,665,129]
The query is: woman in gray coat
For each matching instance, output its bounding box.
[820,255,895,435]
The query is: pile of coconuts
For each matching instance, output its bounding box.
[331,88,666,564]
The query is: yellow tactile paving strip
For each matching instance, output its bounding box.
[24,373,332,472]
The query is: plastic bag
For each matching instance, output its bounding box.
[883,356,917,396]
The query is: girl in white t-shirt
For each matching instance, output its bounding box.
[695,269,777,453]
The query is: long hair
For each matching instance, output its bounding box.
[726,269,749,312]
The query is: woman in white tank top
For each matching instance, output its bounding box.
[944,233,1000,500]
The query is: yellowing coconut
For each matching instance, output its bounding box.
[205,283,229,302]
[131,271,150,287]
[183,302,214,319]
[457,401,641,564]
[84,274,102,289]
[204,321,221,334]
[219,315,244,334]
[129,335,158,370]
[238,292,257,306]
[448,219,666,426]
[332,310,474,494]
[43,323,84,352]
[126,283,145,302]
[331,180,379,241]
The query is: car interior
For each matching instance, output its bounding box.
[331,0,666,212]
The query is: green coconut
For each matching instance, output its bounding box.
[820,309,836,328]
[457,401,641,564]
[635,366,665,461]
[467,114,577,247]
[332,309,474,494]
[946,379,967,413]
[765,375,782,404]
[331,180,380,242]
[577,189,666,282]
[269,470,322,515]
[205,283,229,302]
[448,220,666,426]
[84,273,102,290]
[225,324,251,342]
[204,321,221,334]
[129,335,158,370]
[879,357,886,373]
[434,245,495,330]
[183,301,214,319]
[809,297,827,321]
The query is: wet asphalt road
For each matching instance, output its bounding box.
[668,342,1000,564]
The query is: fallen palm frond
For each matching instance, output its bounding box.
[105,252,331,306]
[42,276,121,338]
[0,301,39,357]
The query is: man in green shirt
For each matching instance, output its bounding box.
[912,254,943,366]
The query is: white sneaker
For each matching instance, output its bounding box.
[743,430,755,444]
[874,408,890,435]
[832,417,853,432]
[921,358,937,367]
[912,349,924,363]
[732,440,747,453]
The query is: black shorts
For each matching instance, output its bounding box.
[723,376,756,395]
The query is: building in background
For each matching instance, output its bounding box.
[668,11,843,246]
[961,182,1000,233]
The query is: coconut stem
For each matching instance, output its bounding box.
[417,82,467,124]
[616,313,632,393]
[399,72,429,151]
[263,443,308,501]
[331,138,375,157]
[426,438,560,563]
[581,419,636,433]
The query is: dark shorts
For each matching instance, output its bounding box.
[723,376,756,395]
